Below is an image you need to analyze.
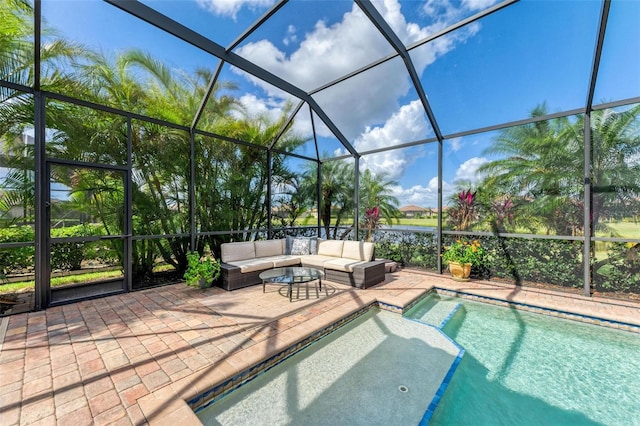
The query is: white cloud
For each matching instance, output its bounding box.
[225,0,487,205]
[196,0,275,19]
[390,177,455,207]
[462,0,500,12]
[236,94,283,121]
[357,100,430,180]
[283,25,297,46]
[448,137,462,152]
[422,0,499,23]
[234,0,479,141]
[454,156,488,184]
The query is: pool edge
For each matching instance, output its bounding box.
[434,287,640,334]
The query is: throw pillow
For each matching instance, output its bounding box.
[290,237,310,255]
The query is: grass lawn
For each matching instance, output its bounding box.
[597,222,640,238]
[395,218,439,227]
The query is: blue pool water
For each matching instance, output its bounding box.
[407,293,640,425]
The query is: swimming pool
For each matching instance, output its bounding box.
[406,293,640,425]
[195,308,461,425]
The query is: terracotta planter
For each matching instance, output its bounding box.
[448,261,472,282]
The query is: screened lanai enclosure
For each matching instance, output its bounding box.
[1,0,639,315]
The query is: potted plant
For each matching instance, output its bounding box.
[441,239,485,281]
[184,251,221,289]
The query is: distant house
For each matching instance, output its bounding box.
[399,205,430,218]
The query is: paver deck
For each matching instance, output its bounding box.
[1,269,639,425]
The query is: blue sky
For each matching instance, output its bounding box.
[41,0,640,207]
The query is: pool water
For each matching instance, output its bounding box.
[408,293,640,425]
[196,308,460,425]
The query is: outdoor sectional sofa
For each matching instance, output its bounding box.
[218,237,386,291]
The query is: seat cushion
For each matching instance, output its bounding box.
[299,255,337,269]
[268,255,302,268]
[221,241,256,263]
[255,239,284,258]
[226,259,274,273]
[362,242,375,261]
[323,258,367,272]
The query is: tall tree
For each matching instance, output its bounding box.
[478,103,640,236]
[477,105,583,235]
[359,168,400,240]
[585,104,640,234]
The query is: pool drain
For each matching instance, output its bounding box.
[398,385,409,393]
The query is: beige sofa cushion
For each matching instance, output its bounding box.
[221,241,256,263]
[323,258,367,272]
[268,255,302,268]
[255,239,284,258]
[342,240,365,260]
[317,240,344,257]
[362,242,375,261]
[226,259,273,273]
[299,255,337,269]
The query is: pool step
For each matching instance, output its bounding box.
[414,301,462,329]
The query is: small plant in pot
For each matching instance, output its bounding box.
[442,239,485,281]
[184,251,221,289]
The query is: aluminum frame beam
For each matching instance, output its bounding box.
[309,0,518,97]
[356,0,444,141]
[356,0,446,271]
[582,0,611,297]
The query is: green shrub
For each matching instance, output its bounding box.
[0,226,35,275]
[50,224,106,271]
[593,242,640,293]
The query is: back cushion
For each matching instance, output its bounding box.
[255,239,284,258]
[362,242,375,261]
[342,240,364,261]
[221,241,256,263]
[317,239,344,257]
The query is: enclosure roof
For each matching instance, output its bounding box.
[40,0,640,162]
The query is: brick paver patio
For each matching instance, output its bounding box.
[1,269,639,425]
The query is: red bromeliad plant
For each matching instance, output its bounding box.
[447,189,478,231]
[363,206,380,242]
[491,197,515,231]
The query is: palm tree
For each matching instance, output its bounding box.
[478,103,640,236]
[1,0,85,228]
[477,104,583,235]
[359,169,400,240]
[585,104,640,234]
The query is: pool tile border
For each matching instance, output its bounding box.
[435,287,640,334]
[437,302,462,329]
[403,312,466,425]
[419,346,464,426]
